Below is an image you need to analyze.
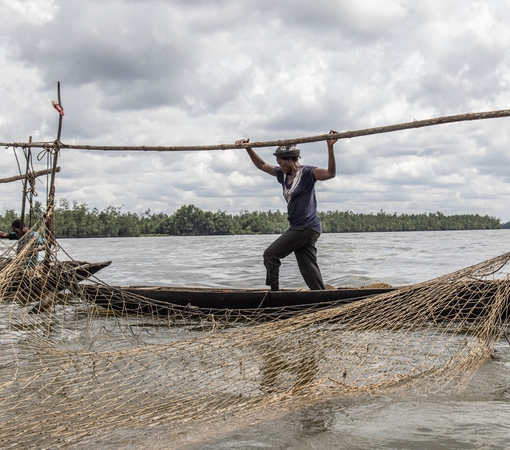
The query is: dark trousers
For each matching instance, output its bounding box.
[263,228,325,291]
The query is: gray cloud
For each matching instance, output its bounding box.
[1,0,510,222]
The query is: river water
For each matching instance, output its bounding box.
[55,230,510,449]
[59,229,509,289]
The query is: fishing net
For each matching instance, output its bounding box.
[0,220,509,449]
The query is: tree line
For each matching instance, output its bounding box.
[0,199,505,238]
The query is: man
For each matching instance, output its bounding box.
[0,219,45,267]
[243,131,338,291]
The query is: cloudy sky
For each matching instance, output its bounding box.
[1,0,510,221]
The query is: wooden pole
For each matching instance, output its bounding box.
[1,109,510,152]
[44,82,63,257]
[0,167,61,184]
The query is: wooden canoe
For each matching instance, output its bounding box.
[62,260,112,281]
[82,280,510,321]
[2,260,112,301]
[83,284,397,318]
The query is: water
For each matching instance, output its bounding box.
[58,229,509,289]
[56,230,510,449]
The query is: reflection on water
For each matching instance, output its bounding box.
[259,344,319,395]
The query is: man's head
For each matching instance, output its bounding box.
[274,145,301,174]
[11,219,24,237]
[273,145,300,174]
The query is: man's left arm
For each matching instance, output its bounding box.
[314,130,338,181]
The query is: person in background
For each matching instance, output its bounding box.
[240,131,338,291]
[0,219,45,267]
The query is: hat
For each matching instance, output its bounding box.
[273,144,300,158]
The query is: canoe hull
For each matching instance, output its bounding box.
[83,281,510,321]
[84,285,396,317]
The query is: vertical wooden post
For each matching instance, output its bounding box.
[44,82,63,260]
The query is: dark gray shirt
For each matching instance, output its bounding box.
[275,165,322,233]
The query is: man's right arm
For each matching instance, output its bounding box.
[0,231,14,239]
[246,148,276,176]
[236,138,276,176]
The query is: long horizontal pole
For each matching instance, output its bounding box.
[0,167,61,184]
[1,109,510,152]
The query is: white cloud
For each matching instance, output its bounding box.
[1,0,58,27]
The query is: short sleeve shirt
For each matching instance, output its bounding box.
[275,165,322,233]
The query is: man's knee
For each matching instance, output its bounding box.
[263,247,275,262]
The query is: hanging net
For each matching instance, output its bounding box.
[0,220,509,449]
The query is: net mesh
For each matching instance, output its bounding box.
[0,221,509,448]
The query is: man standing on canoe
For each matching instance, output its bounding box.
[240,131,338,291]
